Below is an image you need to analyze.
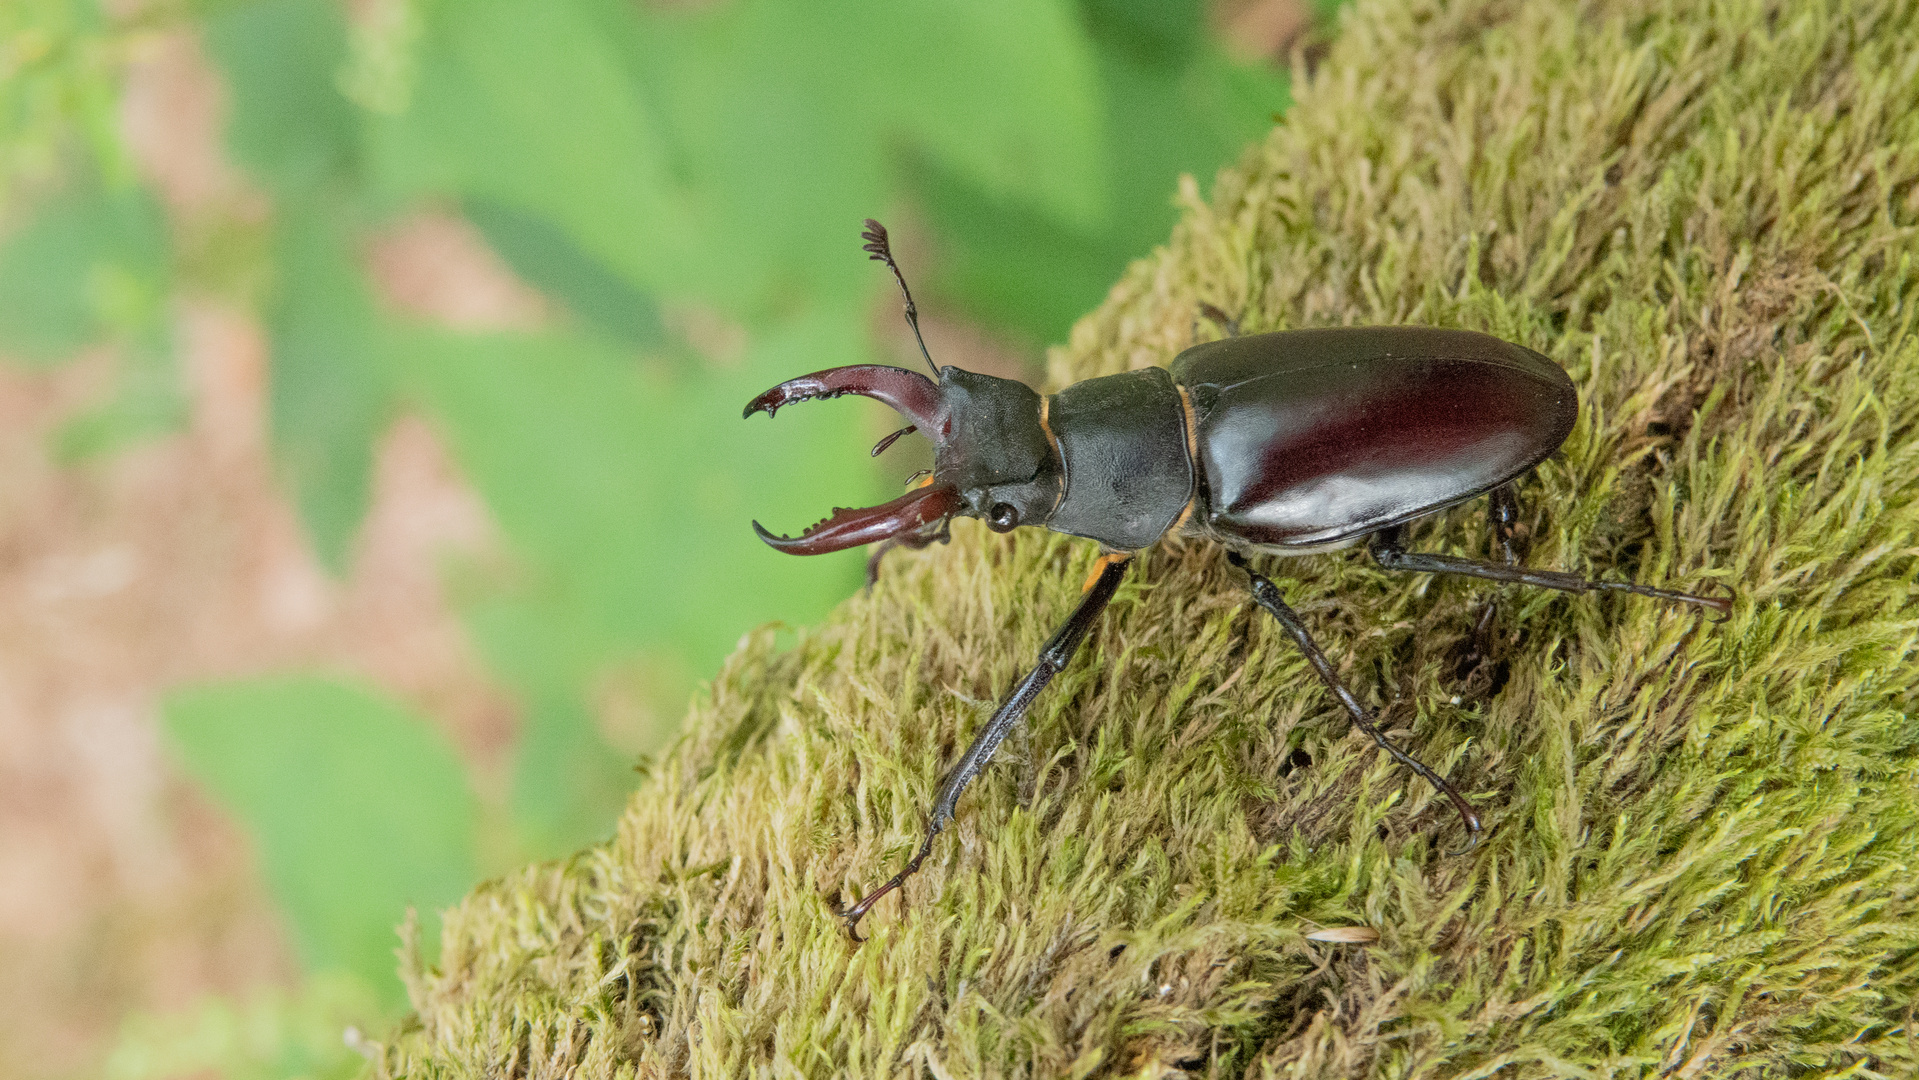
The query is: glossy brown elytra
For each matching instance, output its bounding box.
[744,220,1731,941]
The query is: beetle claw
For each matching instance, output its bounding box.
[1442,815,1483,857]
[754,484,962,556]
[1704,580,1736,623]
[743,365,944,430]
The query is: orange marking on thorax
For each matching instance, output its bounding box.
[1038,395,1067,515]
[1172,383,1202,536]
[1169,499,1194,535]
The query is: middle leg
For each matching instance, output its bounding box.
[1458,483,1524,679]
[1227,551,1482,852]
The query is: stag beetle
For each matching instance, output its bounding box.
[746,220,1730,941]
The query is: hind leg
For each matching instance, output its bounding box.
[1368,518,1731,614]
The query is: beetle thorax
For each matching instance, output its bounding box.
[1041,367,1194,550]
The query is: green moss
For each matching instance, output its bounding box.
[372,0,1919,1074]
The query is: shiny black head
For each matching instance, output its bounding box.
[934,368,1061,532]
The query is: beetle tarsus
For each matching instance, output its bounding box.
[1456,483,1525,685]
[838,828,939,942]
[1704,580,1736,623]
[870,424,917,457]
[1228,550,1484,854]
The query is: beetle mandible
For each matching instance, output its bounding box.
[745,220,1730,941]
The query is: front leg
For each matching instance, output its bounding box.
[864,516,950,589]
[837,553,1131,941]
[1227,552,1482,853]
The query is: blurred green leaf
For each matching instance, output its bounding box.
[464,197,666,350]
[0,0,132,205]
[164,677,478,1006]
[338,0,424,116]
[367,0,692,303]
[203,0,359,193]
[499,692,630,854]
[266,201,390,572]
[906,156,1120,347]
[202,0,391,569]
[1315,0,1353,26]
[0,182,168,362]
[1080,0,1207,67]
[915,0,1288,344]
[51,339,186,460]
[1091,15,1287,259]
[372,0,1116,320]
[0,179,184,459]
[831,0,1108,230]
[597,0,884,313]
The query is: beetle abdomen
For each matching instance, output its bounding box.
[1171,327,1577,549]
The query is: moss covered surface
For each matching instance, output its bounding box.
[373,0,1919,1075]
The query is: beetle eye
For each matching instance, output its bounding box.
[987,503,1020,532]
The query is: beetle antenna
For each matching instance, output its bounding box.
[861,219,941,379]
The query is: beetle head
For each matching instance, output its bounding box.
[744,365,1061,554]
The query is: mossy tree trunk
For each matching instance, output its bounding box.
[375,0,1919,1075]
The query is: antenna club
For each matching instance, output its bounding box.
[860,218,943,379]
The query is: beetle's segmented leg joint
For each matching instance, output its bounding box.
[1082,551,1133,592]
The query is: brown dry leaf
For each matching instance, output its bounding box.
[1304,926,1380,944]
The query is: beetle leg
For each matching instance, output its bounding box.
[837,554,1131,941]
[1461,483,1524,676]
[1367,527,1732,615]
[1489,483,1523,567]
[863,517,950,591]
[1227,551,1482,854]
[1196,301,1242,338]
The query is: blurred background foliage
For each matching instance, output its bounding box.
[1,0,1335,1076]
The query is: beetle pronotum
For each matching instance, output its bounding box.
[745,220,1730,941]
